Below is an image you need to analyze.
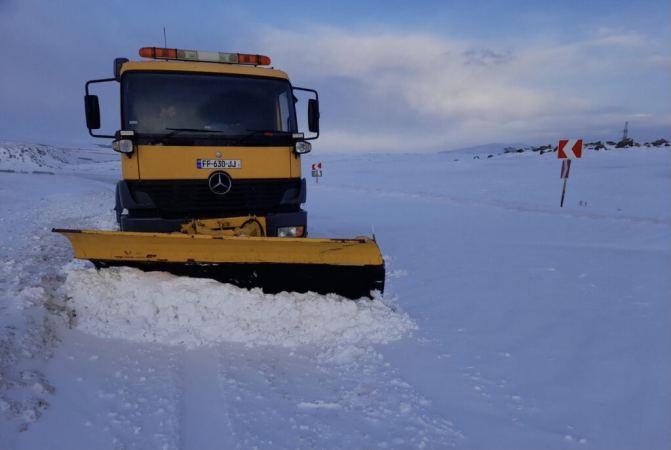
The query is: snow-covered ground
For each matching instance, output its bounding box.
[1,141,669,449]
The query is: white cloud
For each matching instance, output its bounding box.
[257,26,669,152]
[588,28,646,48]
[262,28,570,121]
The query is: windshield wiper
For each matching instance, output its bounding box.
[164,127,227,138]
[155,128,296,145]
[230,129,298,144]
[244,129,296,135]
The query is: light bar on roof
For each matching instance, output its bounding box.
[138,47,271,66]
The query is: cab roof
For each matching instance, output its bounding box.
[120,60,290,80]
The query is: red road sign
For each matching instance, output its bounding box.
[558,139,583,159]
[311,162,322,170]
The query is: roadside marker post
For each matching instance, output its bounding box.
[560,159,572,207]
[557,139,582,207]
[311,162,323,184]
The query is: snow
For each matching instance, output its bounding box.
[0,140,117,173]
[297,401,342,409]
[64,264,415,349]
[1,141,670,449]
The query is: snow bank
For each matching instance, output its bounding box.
[63,265,415,349]
[0,141,116,173]
[0,142,69,171]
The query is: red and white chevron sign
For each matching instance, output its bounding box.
[557,139,583,207]
[311,162,322,170]
[558,139,583,159]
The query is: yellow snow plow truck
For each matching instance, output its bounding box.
[54,46,384,299]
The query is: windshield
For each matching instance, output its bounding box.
[122,72,297,137]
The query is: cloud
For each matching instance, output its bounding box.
[648,54,671,69]
[258,26,669,151]
[261,29,578,120]
[462,48,514,67]
[588,28,646,48]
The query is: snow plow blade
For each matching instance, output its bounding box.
[53,229,385,299]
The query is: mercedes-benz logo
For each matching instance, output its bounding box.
[208,171,232,195]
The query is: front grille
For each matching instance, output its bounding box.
[127,178,301,217]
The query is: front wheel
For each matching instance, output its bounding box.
[114,185,123,226]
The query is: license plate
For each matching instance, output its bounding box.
[196,159,241,169]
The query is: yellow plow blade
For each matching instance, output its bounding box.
[53,229,385,299]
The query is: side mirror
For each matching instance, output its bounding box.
[84,77,117,138]
[84,94,101,130]
[308,99,320,133]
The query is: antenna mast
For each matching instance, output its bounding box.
[163,27,167,47]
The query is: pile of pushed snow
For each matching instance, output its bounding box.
[63,265,415,349]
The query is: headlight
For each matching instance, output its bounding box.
[294,141,311,154]
[277,226,305,237]
[112,139,134,154]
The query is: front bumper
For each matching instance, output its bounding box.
[119,210,307,237]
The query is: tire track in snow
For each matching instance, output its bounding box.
[0,172,119,439]
[177,347,237,450]
[0,191,74,435]
[79,343,183,450]
[208,344,464,449]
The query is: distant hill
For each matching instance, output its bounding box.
[0,141,117,173]
[440,143,520,156]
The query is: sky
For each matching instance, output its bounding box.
[0,0,669,152]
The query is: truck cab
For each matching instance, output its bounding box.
[85,47,319,238]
